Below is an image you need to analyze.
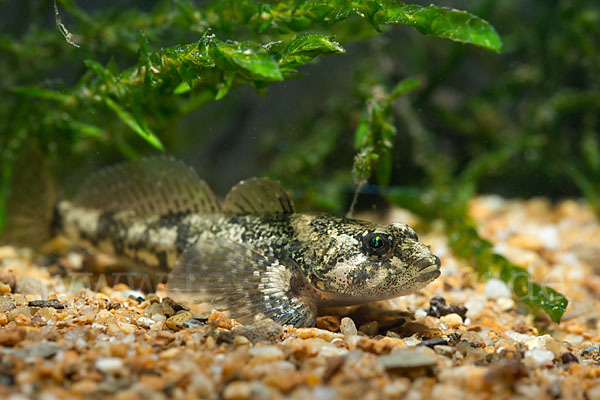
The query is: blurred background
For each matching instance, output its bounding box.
[1,0,599,221]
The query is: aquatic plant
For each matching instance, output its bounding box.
[2,0,590,322]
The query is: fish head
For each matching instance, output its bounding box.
[306,217,441,304]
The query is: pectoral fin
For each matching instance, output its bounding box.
[166,239,316,327]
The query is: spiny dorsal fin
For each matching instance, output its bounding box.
[223,177,295,214]
[73,156,220,214]
[167,238,317,327]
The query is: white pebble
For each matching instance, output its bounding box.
[524,348,554,366]
[340,317,357,337]
[484,279,512,299]
[440,313,463,328]
[538,226,560,250]
[90,323,107,331]
[465,296,486,318]
[248,345,284,361]
[136,316,156,328]
[524,334,553,350]
[505,330,534,344]
[496,297,515,311]
[95,357,124,373]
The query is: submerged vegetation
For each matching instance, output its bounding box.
[2,0,598,322]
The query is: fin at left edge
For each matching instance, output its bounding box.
[0,146,59,249]
[166,238,316,327]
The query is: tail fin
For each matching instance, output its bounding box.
[0,147,59,249]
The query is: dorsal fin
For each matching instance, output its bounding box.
[73,156,220,214]
[222,177,295,214]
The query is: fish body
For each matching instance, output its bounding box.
[4,156,441,327]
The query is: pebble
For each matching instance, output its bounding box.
[0,282,11,294]
[440,313,463,328]
[340,317,358,337]
[524,349,555,367]
[222,380,272,400]
[496,297,515,311]
[28,299,67,309]
[15,276,48,296]
[249,345,285,361]
[95,357,124,374]
[0,327,26,346]
[14,313,31,326]
[434,345,454,357]
[484,279,512,299]
[378,348,439,369]
[316,315,341,332]
[27,342,61,359]
[166,311,193,330]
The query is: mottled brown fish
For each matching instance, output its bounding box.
[2,156,441,327]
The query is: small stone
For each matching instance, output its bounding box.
[27,299,67,309]
[0,327,26,346]
[427,297,468,320]
[418,337,449,348]
[484,279,512,299]
[249,345,285,361]
[183,318,207,328]
[0,313,7,326]
[316,315,341,332]
[378,348,438,369]
[560,352,578,364]
[162,297,189,312]
[358,321,379,336]
[524,348,554,367]
[28,342,61,358]
[95,357,124,374]
[0,282,11,294]
[233,335,251,346]
[15,276,48,296]
[222,381,271,400]
[144,302,175,318]
[166,311,193,330]
[0,266,16,291]
[440,313,463,328]
[159,347,179,359]
[232,319,283,344]
[434,345,454,357]
[580,345,597,357]
[340,317,358,337]
[136,317,155,329]
[14,313,31,326]
[496,297,515,311]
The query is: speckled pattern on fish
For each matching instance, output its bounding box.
[5,156,442,327]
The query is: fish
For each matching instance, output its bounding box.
[1,155,441,327]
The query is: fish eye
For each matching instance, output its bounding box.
[363,232,390,256]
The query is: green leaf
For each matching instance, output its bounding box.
[12,86,72,103]
[173,82,191,94]
[104,98,164,151]
[389,78,420,101]
[69,121,105,137]
[212,40,283,81]
[447,222,568,323]
[278,33,345,74]
[375,4,503,52]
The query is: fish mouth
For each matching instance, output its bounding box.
[414,255,442,280]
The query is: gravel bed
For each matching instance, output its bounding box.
[1,196,600,399]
